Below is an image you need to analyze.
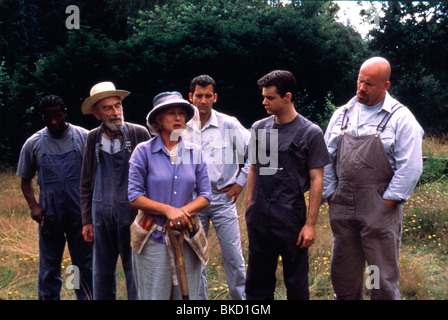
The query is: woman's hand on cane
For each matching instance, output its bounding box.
[165,206,191,230]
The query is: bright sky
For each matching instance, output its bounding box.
[334,1,384,38]
[279,1,384,38]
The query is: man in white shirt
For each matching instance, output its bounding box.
[188,75,249,300]
[323,57,424,300]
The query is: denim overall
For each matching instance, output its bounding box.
[91,125,137,300]
[329,105,403,300]
[37,129,93,300]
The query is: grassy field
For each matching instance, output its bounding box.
[0,136,447,300]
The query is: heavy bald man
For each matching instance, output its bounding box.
[322,57,424,300]
[357,57,391,106]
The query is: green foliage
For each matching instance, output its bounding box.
[419,149,448,185]
[2,0,366,167]
[0,61,9,109]
[367,1,448,133]
[124,0,365,125]
[299,90,336,131]
[4,0,448,166]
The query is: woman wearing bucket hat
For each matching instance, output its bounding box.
[128,91,212,300]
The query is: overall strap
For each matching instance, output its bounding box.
[71,126,77,150]
[40,130,47,155]
[95,142,101,163]
[341,107,349,132]
[255,116,272,132]
[123,123,132,153]
[251,117,272,151]
[376,103,403,133]
[340,97,358,132]
[290,118,314,151]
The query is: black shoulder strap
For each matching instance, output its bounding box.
[376,103,403,133]
[290,117,315,150]
[340,97,357,132]
[248,117,271,164]
[341,107,349,131]
[252,117,273,137]
[123,123,132,152]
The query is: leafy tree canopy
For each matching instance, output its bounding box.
[3,0,447,166]
[366,1,448,133]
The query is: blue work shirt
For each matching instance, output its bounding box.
[128,135,212,243]
[323,92,424,202]
[187,110,251,193]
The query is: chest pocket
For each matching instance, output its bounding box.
[374,103,402,155]
[340,103,402,156]
[365,124,395,155]
[205,132,233,164]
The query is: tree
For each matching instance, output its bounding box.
[126,0,367,125]
[3,0,368,165]
[1,0,168,165]
[367,1,448,133]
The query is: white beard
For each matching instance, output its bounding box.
[103,114,125,132]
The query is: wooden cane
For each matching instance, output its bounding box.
[166,224,189,300]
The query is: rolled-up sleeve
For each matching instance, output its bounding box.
[383,109,424,201]
[128,145,148,202]
[195,155,212,203]
[232,119,252,187]
[322,107,345,201]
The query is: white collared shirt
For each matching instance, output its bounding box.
[187,109,251,193]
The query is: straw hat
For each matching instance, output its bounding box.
[81,81,130,115]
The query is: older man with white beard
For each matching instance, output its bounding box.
[80,82,150,300]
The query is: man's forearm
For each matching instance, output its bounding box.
[322,163,337,202]
[20,178,39,210]
[306,168,324,226]
[245,164,256,206]
[21,178,43,222]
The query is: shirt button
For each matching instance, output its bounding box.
[175,176,178,179]
[174,191,177,195]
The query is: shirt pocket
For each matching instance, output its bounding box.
[364,124,395,155]
[379,127,395,155]
[205,136,232,164]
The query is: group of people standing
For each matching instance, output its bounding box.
[16,56,423,300]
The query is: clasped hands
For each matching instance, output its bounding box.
[165,206,191,230]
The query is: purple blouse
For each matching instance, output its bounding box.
[128,135,212,243]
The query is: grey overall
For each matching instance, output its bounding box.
[329,107,403,300]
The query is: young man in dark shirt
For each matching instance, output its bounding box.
[245,70,331,300]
